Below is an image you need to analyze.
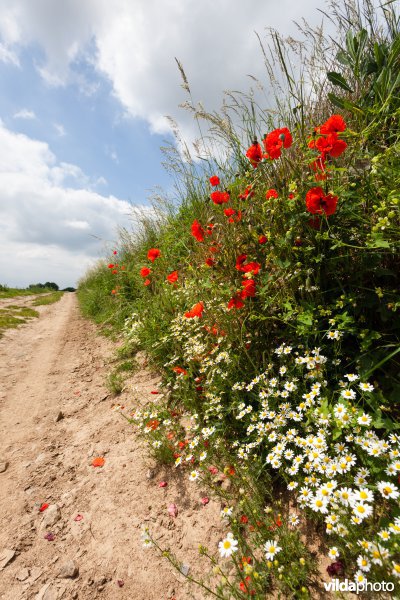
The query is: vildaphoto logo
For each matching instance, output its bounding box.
[324,578,395,593]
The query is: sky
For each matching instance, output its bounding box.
[0,0,326,288]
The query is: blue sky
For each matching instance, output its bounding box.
[0,0,324,288]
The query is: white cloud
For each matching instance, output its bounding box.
[54,122,66,136]
[0,41,19,66]
[0,0,325,143]
[0,121,139,287]
[13,108,36,120]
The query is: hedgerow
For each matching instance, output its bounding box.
[78,1,400,596]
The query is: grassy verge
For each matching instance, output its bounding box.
[31,291,64,306]
[0,306,39,336]
[0,286,57,299]
[79,1,400,597]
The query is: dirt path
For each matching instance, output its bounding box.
[0,294,221,600]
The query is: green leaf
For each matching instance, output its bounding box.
[327,72,354,92]
[328,93,346,109]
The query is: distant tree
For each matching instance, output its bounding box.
[44,282,59,290]
[62,287,76,292]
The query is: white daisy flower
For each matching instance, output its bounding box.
[377,481,399,499]
[218,533,238,558]
[189,470,199,481]
[359,382,374,392]
[328,547,340,560]
[264,540,282,560]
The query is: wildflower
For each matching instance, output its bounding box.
[205,257,215,267]
[264,540,282,560]
[319,114,346,134]
[328,547,340,560]
[345,373,359,382]
[377,481,399,499]
[341,388,356,400]
[141,528,153,549]
[357,556,371,572]
[352,502,373,520]
[392,563,400,578]
[357,413,372,426]
[185,302,204,318]
[227,294,245,310]
[209,175,220,186]
[327,330,342,340]
[359,382,374,392]
[189,470,199,481]
[288,515,299,527]
[143,279,151,286]
[211,191,230,205]
[259,235,268,244]
[166,271,178,284]
[172,366,188,376]
[219,533,239,558]
[306,187,338,216]
[265,189,279,199]
[191,219,205,242]
[239,185,254,200]
[147,248,161,262]
[221,506,233,518]
[241,279,256,298]
[310,496,329,513]
[263,127,293,159]
[246,141,263,167]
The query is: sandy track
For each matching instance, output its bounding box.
[0,294,221,600]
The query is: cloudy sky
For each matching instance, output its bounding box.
[0,0,325,288]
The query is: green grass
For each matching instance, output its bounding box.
[31,291,64,306]
[0,287,57,299]
[0,306,39,335]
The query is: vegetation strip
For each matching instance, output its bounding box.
[79,1,400,597]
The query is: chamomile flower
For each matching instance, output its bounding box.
[264,540,282,560]
[189,470,199,481]
[377,481,399,499]
[328,547,340,560]
[341,388,356,400]
[357,413,372,426]
[218,533,238,558]
[359,382,374,392]
[357,555,371,572]
[220,506,233,518]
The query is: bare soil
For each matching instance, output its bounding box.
[0,293,222,600]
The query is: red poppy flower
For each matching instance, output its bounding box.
[239,186,254,201]
[108,263,114,269]
[246,142,263,168]
[111,289,117,295]
[113,250,117,255]
[205,257,215,267]
[224,208,236,217]
[185,301,204,318]
[235,254,247,270]
[209,175,220,186]
[228,294,245,310]
[315,133,347,158]
[288,192,295,199]
[209,245,219,253]
[241,261,260,275]
[147,248,161,262]
[191,219,205,242]
[140,267,151,277]
[258,235,268,244]
[112,269,118,275]
[306,187,338,216]
[144,279,151,286]
[319,114,346,134]
[172,366,188,375]
[210,191,230,205]
[264,127,292,159]
[265,188,278,199]
[240,515,249,524]
[167,271,178,283]
[241,279,256,298]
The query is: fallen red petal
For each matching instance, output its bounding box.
[117,580,124,588]
[39,503,49,512]
[159,481,168,488]
[168,503,178,518]
[74,514,84,522]
[92,457,105,467]
[44,532,55,541]
[200,497,209,505]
